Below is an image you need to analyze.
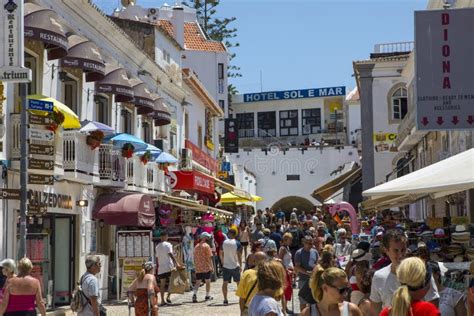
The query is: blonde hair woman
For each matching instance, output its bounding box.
[248,260,286,316]
[127,261,159,316]
[0,257,46,316]
[379,257,440,316]
[301,266,362,316]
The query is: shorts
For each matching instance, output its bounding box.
[241,241,249,247]
[157,271,171,281]
[223,267,241,283]
[195,271,212,281]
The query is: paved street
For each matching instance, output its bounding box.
[103,276,301,316]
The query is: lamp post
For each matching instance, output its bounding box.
[334,107,338,146]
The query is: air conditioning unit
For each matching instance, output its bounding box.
[180,148,192,171]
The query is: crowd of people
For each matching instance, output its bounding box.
[0,207,473,315]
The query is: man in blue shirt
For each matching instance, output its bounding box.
[294,235,319,310]
[269,224,282,250]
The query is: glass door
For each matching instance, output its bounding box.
[53,215,75,306]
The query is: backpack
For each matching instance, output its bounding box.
[288,227,301,249]
[70,274,90,312]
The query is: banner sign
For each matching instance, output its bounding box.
[168,170,215,195]
[415,8,474,130]
[0,0,31,82]
[243,86,345,103]
[185,140,218,174]
[224,119,239,153]
[373,132,397,153]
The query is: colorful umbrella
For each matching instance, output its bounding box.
[135,144,162,158]
[155,152,178,164]
[80,120,115,134]
[104,133,147,151]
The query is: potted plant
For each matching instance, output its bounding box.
[47,111,65,133]
[86,130,105,150]
[140,150,152,165]
[121,143,135,158]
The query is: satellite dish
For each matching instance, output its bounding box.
[121,0,136,7]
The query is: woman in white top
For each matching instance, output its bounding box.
[301,266,362,316]
[430,262,466,316]
[278,233,294,314]
[248,259,285,316]
[239,221,250,259]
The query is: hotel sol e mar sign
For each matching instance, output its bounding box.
[415,8,474,130]
[0,0,31,82]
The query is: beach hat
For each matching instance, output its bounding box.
[356,241,371,252]
[452,225,470,243]
[351,248,372,262]
[417,241,427,249]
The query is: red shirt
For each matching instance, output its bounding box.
[379,301,440,316]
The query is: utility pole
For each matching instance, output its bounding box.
[18,82,28,259]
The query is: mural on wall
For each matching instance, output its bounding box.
[373,132,398,153]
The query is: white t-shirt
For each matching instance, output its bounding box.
[248,294,283,316]
[369,264,439,308]
[156,241,174,274]
[78,272,100,316]
[222,238,241,269]
[439,287,465,316]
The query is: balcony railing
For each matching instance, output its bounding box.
[63,131,99,183]
[374,42,414,54]
[98,144,126,187]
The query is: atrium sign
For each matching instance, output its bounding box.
[415,8,474,130]
[243,86,345,103]
[0,0,31,82]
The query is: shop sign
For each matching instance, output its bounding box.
[29,114,52,125]
[451,216,469,225]
[29,128,54,142]
[28,158,54,170]
[0,188,20,200]
[27,190,73,210]
[28,174,54,185]
[373,132,397,153]
[27,99,53,112]
[185,140,218,174]
[243,86,345,103]
[168,170,215,194]
[415,8,474,130]
[0,1,32,83]
[224,119,239,153]
[29,144,55,156]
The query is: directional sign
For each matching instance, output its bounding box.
[29,128,54,142]
[28,99,53,112]
[415,8,474,130]
[28,174,54,185]
[27,204,47,216]
[29,114,52,125]
[29,144,55,156]
[0,189,20,200]
[29,158,54,170]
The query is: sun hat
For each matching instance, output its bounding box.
[142,261,154,271]
[263,228,271,235]
[351,248,372,262]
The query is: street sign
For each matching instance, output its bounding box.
[29,114,52,125]
[415,8,474,130]
[28,99,53,112]
[28,158,54,170]
[29,128,54,142]
[27,204,47,216]
[29,144,55,156]
[28,174,54,185]
[0,189,20,200]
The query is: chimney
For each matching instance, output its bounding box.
[171,5,184,47]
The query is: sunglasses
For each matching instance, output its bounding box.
[328,284,351,295]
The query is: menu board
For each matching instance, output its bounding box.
[133,234,142,257]
[142,235,150,258]
[126,235,135,257]
[118,234,127,258]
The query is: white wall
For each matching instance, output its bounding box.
[346,102,361,145]
[228,147,359,209]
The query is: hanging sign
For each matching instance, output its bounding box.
[0,188,20,200]
[29,144,54,156]
[29,114,52,125]
[0,0,31,82]
[28,158,54,170]
[28,99,53,112]
[29,128,54,142]
[224,118,239,153]
[415,8,474,130]
[28,174,54,185]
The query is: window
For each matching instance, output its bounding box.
[257,111,276,137]
[236,113,254,138]
[24,53,37,95]
[391,87,408,120]
[61,74,79,116]
[95,95,110,126]
[279,110,299,136]
[121,109,132,134]
[218,63,224,79]
[198,124,203,149]
[287,175,300,181]
[302,108,321,135]
[219,100,225,111]
[163,50,171,63]
[142,122,151,144]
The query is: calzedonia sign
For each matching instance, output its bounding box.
[243,86,345,103]
[28,190,73,210]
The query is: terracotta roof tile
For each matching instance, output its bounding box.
[158,20,226,53]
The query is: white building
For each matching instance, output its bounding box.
[345,87,361,148]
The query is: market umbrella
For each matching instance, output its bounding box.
[220,192,263,203]
[80,120,115,134]
[155,152,178,164]
[104,133,147,151]
[135,143,162,158]
[27,94,81,129]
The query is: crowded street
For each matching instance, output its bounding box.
[1,0,474,315]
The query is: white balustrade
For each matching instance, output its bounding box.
[99,144,126,186]
[63,131,99,183]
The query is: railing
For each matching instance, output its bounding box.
[374,42,414,54]
[99,144,126,186]
[63,131,99,181]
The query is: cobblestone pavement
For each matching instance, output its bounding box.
[103,276,301,316]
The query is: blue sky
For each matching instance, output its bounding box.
[94,0,427,94]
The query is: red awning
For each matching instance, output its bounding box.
[93,193,155,227]
[168,170,215,195]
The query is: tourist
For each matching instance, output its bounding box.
[318,248,337,270]
[236,251,267,315]
[76,255,102,316]
[221,228,242,305]
[155,230,180,306]
[193,232,214,303]
[127,261,159,316]
[0,257,46,316]
[240,221,251,260]
[379,257,440,316]
[429,261,466,316]
[259,229,278,255]
[0,259,16,303]
[294,235,319,310]
[269,224,282,250]
[251,222,265,243]
[353,264,375,316]
[369,229,439,314]
[334,228,352,259]
[248,259,286,316]
[279,233,295,315]
[301,266,362,316]
[287,219,304,262]
[245,241,263,270]
[214,226,227,276]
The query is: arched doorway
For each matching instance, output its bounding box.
[271,196,315,214]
